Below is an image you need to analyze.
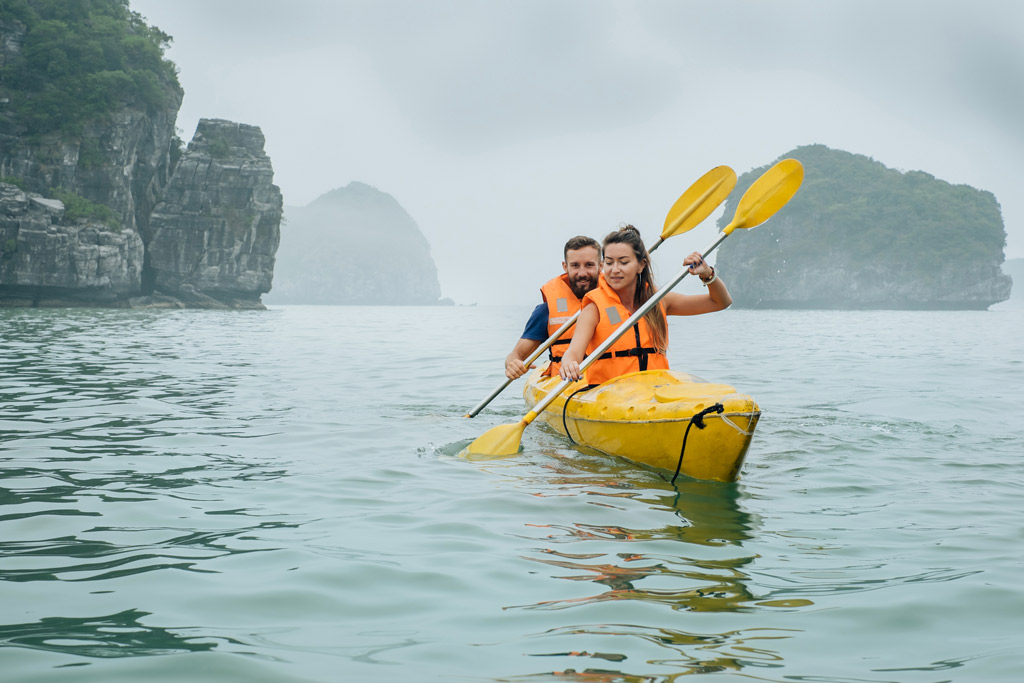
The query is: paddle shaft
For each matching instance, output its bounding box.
[520,229,731,425]
[463,315,576,418]
[463,235,670,418]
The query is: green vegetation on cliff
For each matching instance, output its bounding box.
[0,0,179,136]
[715,145,1011,309]
[50,187,120,229]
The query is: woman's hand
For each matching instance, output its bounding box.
[557,303,598,382]
[683,251,713,279]
[559,356,583,381]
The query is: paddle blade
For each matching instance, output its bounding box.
[662,165,737,239]
[726,158,804,234]
[459,420,528,459]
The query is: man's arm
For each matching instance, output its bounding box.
[505,303,548,379]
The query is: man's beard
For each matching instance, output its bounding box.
[569,275,596,299]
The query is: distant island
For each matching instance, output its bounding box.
[715,145,1012,310]
[266,183,449,306]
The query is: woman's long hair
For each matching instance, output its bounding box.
[602,225,668,353]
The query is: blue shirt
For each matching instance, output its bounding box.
[521,303,548,341]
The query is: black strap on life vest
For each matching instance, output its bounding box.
[595,324,654,371]
[548,338,571,363]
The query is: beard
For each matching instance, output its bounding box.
[569,274,596,299]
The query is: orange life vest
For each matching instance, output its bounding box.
[539,274,584,377]
[582,278,669,385]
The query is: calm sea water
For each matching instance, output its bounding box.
[1,305,1022,682]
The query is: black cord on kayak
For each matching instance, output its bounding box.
[670,403,725,484]
[562,384,598,445]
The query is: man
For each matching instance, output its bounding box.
[504,235,601,379]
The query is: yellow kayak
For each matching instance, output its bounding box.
[523,366,761,482]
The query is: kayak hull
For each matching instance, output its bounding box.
[523,367,761,482]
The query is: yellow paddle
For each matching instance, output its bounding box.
[460,158,804,458]
[463,165,737,418]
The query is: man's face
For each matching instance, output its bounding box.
[563,246,601,298]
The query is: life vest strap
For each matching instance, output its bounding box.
[595,346,657,361]
[548,338,571,363]
[596,325,656,372]
[555,345,656,366]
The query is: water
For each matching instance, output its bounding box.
[1,305,1022,682]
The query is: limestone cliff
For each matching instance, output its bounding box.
[144,119,282,309]
[0,6,178,305]
[0,183,143,306]
[715,145,1012,310]
[266,182,444,305]
[0,11,181,244]
[0,117,281,308]
[0,5,282,309]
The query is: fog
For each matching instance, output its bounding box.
[131,0,1024,305]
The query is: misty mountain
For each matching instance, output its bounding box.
[267,182,446,305]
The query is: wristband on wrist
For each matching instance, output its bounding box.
[700,266,717,286]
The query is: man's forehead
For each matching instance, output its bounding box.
[565,246,600,262]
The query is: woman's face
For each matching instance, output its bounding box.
[603,243,643,295]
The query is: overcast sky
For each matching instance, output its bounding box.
[131,0,1024,305]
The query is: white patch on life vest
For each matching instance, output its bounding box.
[550,316,572,325]
[556,297,568,313]
[606,307,621,324]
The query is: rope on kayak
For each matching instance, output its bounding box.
[720,413,756,435]
[670,402,725,484]
[562,384,598,445]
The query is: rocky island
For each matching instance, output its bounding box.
[715,145,1013,310]
[0,1,281,309]
[267,182,447,306]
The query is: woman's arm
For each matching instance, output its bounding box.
[662,251,732,315]
[558,303,599,381]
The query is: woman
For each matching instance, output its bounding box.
[558,225,732,385]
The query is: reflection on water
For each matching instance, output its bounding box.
[516,482,761,613]
[0,454,298,659]
[0,609,226,658]
[499,450,811,680]
[0,518,297,584]
[521,625,795,681]
[0,310,299,664]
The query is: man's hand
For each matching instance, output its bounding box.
[505,357,531,379]
[504,338,542,379]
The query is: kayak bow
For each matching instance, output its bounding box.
[523,367,761,482]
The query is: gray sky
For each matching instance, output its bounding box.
[131,0,1024,305]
